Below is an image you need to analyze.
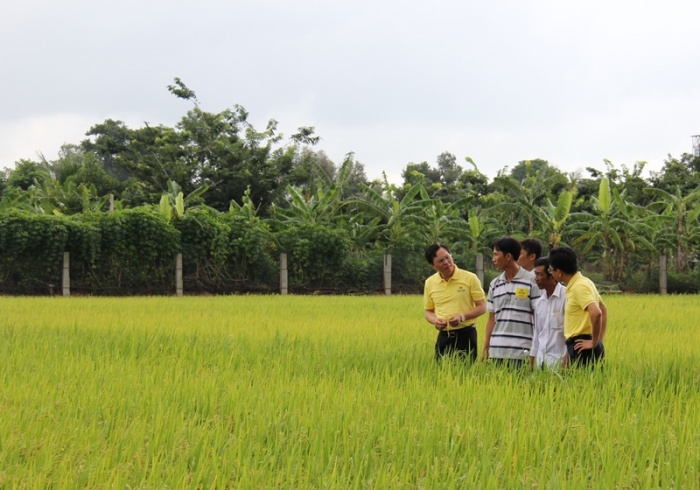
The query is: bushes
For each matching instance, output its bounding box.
[276,223,354,292]
[0,211,69,294]
[0,208,179,295]
[22,208,700,295]
[175,210,278,293]
[621,270,700,294]
[95,208,180,294]
[0,208,404,295]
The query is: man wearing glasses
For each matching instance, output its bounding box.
[423,244,487,362]
[547,247,607,366]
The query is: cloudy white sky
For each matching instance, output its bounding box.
[2,0,699,183]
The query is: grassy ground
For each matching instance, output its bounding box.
[0,295,698,488]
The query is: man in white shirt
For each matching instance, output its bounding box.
[530,257,567,369]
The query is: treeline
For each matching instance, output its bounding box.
[1,79,700,295]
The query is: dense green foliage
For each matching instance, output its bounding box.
[2,79,700,294]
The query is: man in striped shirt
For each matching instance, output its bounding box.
[482,237,541,367]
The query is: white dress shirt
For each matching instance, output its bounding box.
[532,282,567,368]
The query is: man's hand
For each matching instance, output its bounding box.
[574,338,594,353]
[481,346,489,360]
[434,318,448,330]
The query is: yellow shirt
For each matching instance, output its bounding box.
[563,272,602,339]
[423,266,485,331]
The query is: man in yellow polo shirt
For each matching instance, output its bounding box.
[424,244,487,362]
[548,247,608,366]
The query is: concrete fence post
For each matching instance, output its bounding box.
[280,253,288,295]
[175,253,183,296]
[476,253,484,288]
[62,252,70,296]
[383,253,392,296]
[659,254,667,295]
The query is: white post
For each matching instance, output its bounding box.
[62,252,70,297]
[659,254,667,295]
[175,253,183,296]
[280,253,288,295]
[383,253,392,296]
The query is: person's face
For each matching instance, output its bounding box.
[432,247,455,276]
[533,265,549,289]
[518,249,535,270]
[548,265,563,283]
[492,248,508,271]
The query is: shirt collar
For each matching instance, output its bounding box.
[439,265,460,283]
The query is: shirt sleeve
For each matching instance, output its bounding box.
[531,300,542,356]
[486,281,495,313]
[423,280,434,310]
[578,282,599,311]
[469,274,486,301]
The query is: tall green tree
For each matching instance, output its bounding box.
[5,160,52,191]
[644,186,700,272]
[415,187,472,246]
[650,153,700,196]
[349,179,428,250]
[569,178,651,281]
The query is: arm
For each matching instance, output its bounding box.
[588,301,603,347]
[425,308,447,330]
[530,314,541,370]
[599,299,608,342]
[561,355,569,369]
[448,298,487,326]
[481,312,495,359]
[574,301,602,353]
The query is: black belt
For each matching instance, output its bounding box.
[565,334,592,346]
[440,325,476,337]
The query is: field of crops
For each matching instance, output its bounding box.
[1,295,699,488]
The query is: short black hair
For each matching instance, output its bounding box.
[521,238,543,260]
[548,247,579,275]
[491,237,521,261]
[534,257,551,277]
[425,243,450,265]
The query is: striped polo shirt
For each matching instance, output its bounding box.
[487,267,541,360]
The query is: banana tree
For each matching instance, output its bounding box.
[347,180,428,250]
[485,175,543,235]
[415,186,472,245]
[543,190,574,249]
[464,207,501,255]
[643,186,700,272]
[272,156,360,227]
[159,180,209,222]
[272,183,344,226]
[569,178,649,281]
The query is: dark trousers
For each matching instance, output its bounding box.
[435,326,477,362]
[566,334,605,367]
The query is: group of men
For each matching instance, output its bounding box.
[423,237,607,368]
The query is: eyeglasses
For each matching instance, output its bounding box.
[548,267,557,274]
[435,254,452,265]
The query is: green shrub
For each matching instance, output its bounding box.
[275,223,353,292]
[0,211,68,294]
[94,207,180,294]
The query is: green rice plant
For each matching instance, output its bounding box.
[0,295,698,488]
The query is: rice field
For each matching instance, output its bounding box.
[0,294,698,488]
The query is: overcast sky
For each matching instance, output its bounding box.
[2,0,699,183]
